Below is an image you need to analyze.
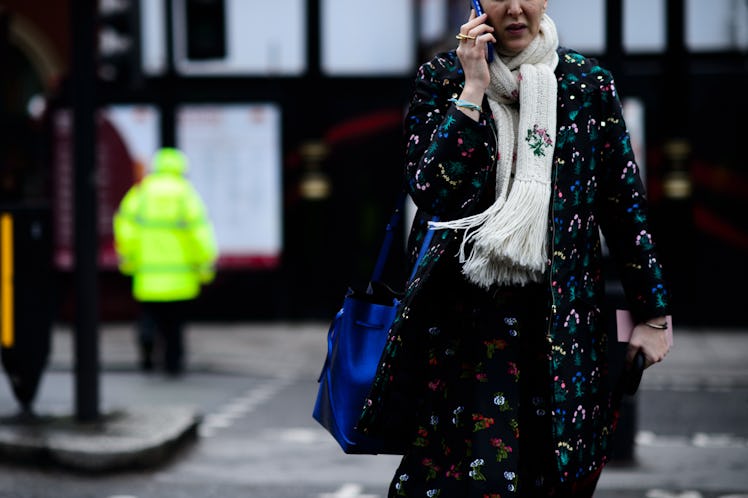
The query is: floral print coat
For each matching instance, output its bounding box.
[358,48,671,483]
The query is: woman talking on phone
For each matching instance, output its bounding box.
[357,0,672,496]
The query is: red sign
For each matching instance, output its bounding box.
[52,110,137,270]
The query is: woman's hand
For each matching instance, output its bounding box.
[456,11,495,104]
[626,317,672,369]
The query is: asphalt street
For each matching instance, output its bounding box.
[0,322,746,498]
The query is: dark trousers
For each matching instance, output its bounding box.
[139,301,187,374]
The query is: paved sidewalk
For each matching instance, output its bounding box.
[0,322,327,472]
[0,321,746,494]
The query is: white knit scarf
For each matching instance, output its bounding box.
[430,15,560,288]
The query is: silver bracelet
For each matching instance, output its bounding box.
[645,321,668,330]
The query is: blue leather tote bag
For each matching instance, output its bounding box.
[313,193,434,454]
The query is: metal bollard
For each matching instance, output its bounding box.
[0,204,53,416]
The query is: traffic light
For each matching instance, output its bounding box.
[185,0,226,60]
[97,0,142,86]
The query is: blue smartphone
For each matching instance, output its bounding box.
[470,0,494,62]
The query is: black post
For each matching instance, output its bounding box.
[306,0,320,80]
[71,0,100,422]
[161,0,176,148]
[660,0,693,322]
[0,11,11,188]
[664,0,689,138]
[665,0,686,97]
[605,0,623,76]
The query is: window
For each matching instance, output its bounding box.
[686,0,748,51]
[624,0,666,53]
[321,0,416,75]
[173,0,306,75]
[547,0,605,54]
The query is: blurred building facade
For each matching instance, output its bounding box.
[1,0,746,326]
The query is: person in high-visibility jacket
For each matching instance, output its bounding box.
[113,148,217,375]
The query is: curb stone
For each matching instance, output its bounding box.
[0,406,200,472]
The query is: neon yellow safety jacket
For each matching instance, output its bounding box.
[113,148,218,302]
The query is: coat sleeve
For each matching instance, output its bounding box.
[112,185,141,275]
[182,183,218,283]
[404,54,495,220]
[596,71,671,322]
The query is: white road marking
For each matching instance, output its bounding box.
[317,483,379,498]
[692,432,748,448]
[277,427,329,444]
[646,491,703,498]
[636,430,748,449]
[644,382,744,393]
[199,377,291,437]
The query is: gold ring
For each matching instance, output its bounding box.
[455,33,476,41]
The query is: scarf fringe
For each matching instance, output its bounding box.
[458,177,550,288]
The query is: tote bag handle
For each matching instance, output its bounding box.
[368,191,436,291]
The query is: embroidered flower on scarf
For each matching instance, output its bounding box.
[526,124,554,157]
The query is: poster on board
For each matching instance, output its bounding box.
[177,103,282,269]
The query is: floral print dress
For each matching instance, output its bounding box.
[389,260,551,498]
[387,262,599,497]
